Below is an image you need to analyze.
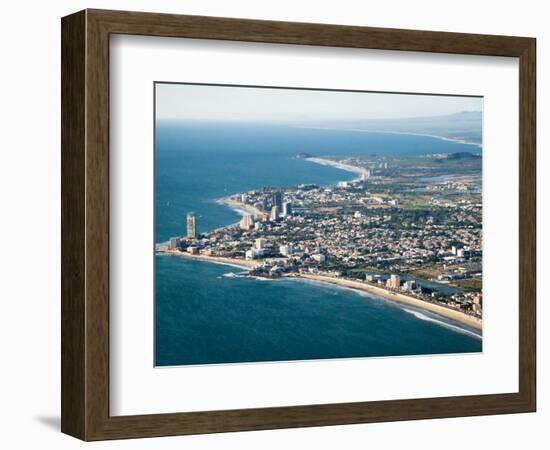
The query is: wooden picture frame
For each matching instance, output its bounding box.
[61,9,536,441]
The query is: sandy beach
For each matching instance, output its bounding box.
[296,273,482,331]
[221,197,264,218]
[295,126,482,148]
[159,246,482,331]
[330,128,482,148]
[160,245,482,331]
[305,156,370,179]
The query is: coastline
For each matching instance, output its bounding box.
[294,126,482,148]
[159,248,482,332]
[158,144,482,335]
[218,196,264,218]
[304,156,370,180]
[295,273,482,331]
[161,249,256,270]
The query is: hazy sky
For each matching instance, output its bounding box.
[156,83,482,123]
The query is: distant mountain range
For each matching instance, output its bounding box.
[313,111,482,145]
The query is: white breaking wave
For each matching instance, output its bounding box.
[215,197,258,218]
[274,278,481,339]
[402,308,482,339]
[251,276,279,282]
[222,271,251,279]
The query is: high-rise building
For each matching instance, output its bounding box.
[187,212,197,239]
[472,293,482,315]
[282,202,292,217]
[239,214,254,230]
[255,238,266,249]
[387,274,400,289]
[272,191,283,211]
[270,205,279,221]
[169,237,180,250]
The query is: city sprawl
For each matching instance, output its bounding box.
[159,151,483,321]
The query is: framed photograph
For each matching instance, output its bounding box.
[61,9,536,440]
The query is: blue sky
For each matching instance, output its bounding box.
[156,83,482,122]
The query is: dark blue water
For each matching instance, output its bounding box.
[155,121,482,366]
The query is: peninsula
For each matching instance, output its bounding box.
[158,152,483,331]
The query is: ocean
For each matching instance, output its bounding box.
[155,121,482,366]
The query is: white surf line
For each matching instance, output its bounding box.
[294,125,482,148]
[303,157,369,183]
[402,308,482,339]
[287,276,481,336]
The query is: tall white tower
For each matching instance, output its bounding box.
[187,212,197,239]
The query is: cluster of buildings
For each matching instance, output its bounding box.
[162,154,483,318]
[237,189,294,230]
[364,272,482,315]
